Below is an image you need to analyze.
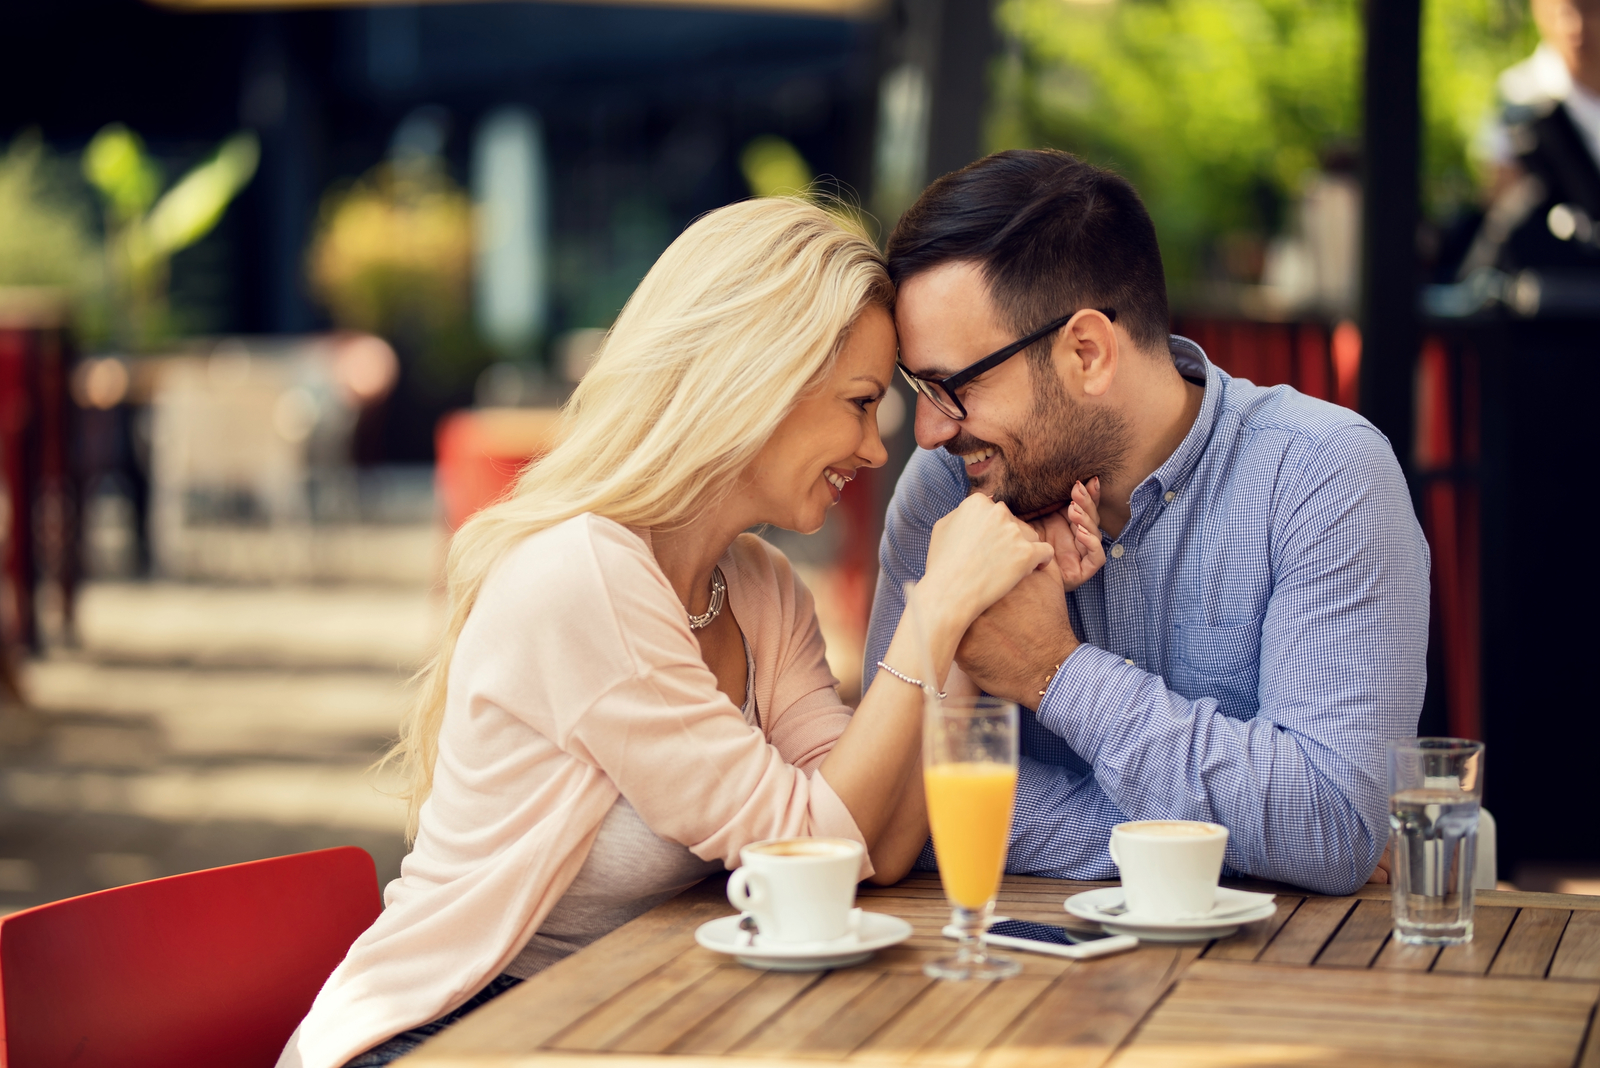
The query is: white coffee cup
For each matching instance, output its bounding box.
[1108,820,1229,921]
[726,837,864,944]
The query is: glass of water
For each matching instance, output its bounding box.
[1388,737,1485,945]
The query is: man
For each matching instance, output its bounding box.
[864,149,1430,895]
[1463,0,1600,274]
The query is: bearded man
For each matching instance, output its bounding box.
[864,149,1430,895]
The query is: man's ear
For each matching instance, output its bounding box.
[1057,309,1119,398]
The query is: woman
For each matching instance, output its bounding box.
[277,199,1051,1068]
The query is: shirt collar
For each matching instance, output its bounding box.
[1142,334,1222,499]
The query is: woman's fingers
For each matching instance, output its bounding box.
[925,494,1059,619]
[1072,480,1104,534]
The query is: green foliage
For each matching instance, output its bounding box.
[308,157,491,390]
[992,0,1538,284]
[82,124,259,350]
[0,131,104,305]
[741,135,815,198]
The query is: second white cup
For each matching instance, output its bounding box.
[1109,820,1229,921]
[726,837,863,944]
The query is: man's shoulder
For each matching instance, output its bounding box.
[890,447,969,515]
[1220,377,1393,465]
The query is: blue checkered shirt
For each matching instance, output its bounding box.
[865,337,1429,895]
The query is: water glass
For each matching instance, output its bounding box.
[923,696,1020,980]
[1388,737,1484,945]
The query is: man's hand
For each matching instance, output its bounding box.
[1030,478,1105,592]
[955,563,1079,708]
[1368,840,1393,884]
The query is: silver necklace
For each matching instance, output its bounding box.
[687,567,727,631]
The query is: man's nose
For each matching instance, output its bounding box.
[913,395,960,450]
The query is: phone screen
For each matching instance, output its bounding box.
[987,919,1118,945]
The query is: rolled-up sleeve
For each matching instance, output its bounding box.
[1035,424,1428,894]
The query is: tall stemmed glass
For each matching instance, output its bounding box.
[923,696,1021,980]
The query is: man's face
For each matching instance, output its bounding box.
[895,261,1129,519]
[1535,0,1600,93]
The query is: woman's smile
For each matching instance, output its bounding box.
[824,466,854,503]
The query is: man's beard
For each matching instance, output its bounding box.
[947,368,1131,519]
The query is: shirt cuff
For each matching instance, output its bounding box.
[1035,642,1149,762]
[809,767,876,882]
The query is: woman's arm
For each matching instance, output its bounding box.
[818,494,1052,877]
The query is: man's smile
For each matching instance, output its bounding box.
[959,446,998,477]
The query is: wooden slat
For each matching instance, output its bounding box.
[1491,909,1572,978]
[1551,909,1600,981]
[609,965,766,1053]
[921,977,1056,1068]
[1202,897,1302,961]
[1433,905,1518,976]
[1580,1010,1600,1068]
[1372,936,1440,971]
[549,951,722,1050]
[1257,895,1356,965]
[1478,888,1600,911]
[800,973,934,1058]
[847,975,992,1063]
[732,968,882,1055]
[1315,898,1393,968]
[980,945,1200,1068]
[410,890,732,1058]
[671,971,823,1055]
[1112,960,1600,1068]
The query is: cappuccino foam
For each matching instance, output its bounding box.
[1118,820,1223,838]
[748,838,856,858]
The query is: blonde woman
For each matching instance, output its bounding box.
[277,199,1052,1068]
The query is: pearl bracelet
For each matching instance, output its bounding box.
[876,660,947,700]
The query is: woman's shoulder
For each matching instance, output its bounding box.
[481,515,672,628]
[496,513,656,582]
[724,533,804,602]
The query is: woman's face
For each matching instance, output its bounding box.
[742,304,896,534]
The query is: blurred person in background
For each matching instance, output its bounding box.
[868,149,1431,898]
[278,199,1054,1068]
[1463,0,1600,273]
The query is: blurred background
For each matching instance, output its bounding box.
[0,0,1595,909]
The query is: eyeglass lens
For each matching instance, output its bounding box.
[901,369,963,419]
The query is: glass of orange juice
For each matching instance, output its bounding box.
[923,696,1020,980]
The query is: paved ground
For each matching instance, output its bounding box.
[0,581,442,912]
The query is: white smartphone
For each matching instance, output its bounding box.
[941,917,1139,960]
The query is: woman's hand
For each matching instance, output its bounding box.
[919,493,1055,636]
[1030,477,1105,592]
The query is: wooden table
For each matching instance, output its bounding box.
[404,873,1600,1068]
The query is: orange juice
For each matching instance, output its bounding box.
[924,762,1017,909]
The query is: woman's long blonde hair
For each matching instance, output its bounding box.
[387,197,893,840]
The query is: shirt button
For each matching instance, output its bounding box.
[1110,543,1125,559]
[1164,491,1176,503]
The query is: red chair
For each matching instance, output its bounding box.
[0,846,381,1068]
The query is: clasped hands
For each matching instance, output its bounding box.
[952,478,1105,708]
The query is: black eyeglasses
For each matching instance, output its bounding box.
[897,308,1116,421]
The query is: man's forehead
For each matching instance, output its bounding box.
[894,263,1007,374]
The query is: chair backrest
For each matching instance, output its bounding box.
[0,846,380,1068]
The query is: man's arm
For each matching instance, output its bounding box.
[866,449,1131,880]
[960,424,1429,895]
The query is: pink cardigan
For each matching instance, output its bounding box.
[277,515,867,1068]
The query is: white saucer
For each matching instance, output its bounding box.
[1064,886,1277,943]
[695,910,914,971]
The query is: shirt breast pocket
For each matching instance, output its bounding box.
[1168,618,1264,720]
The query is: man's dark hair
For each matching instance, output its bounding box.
[887,149,1170,356]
